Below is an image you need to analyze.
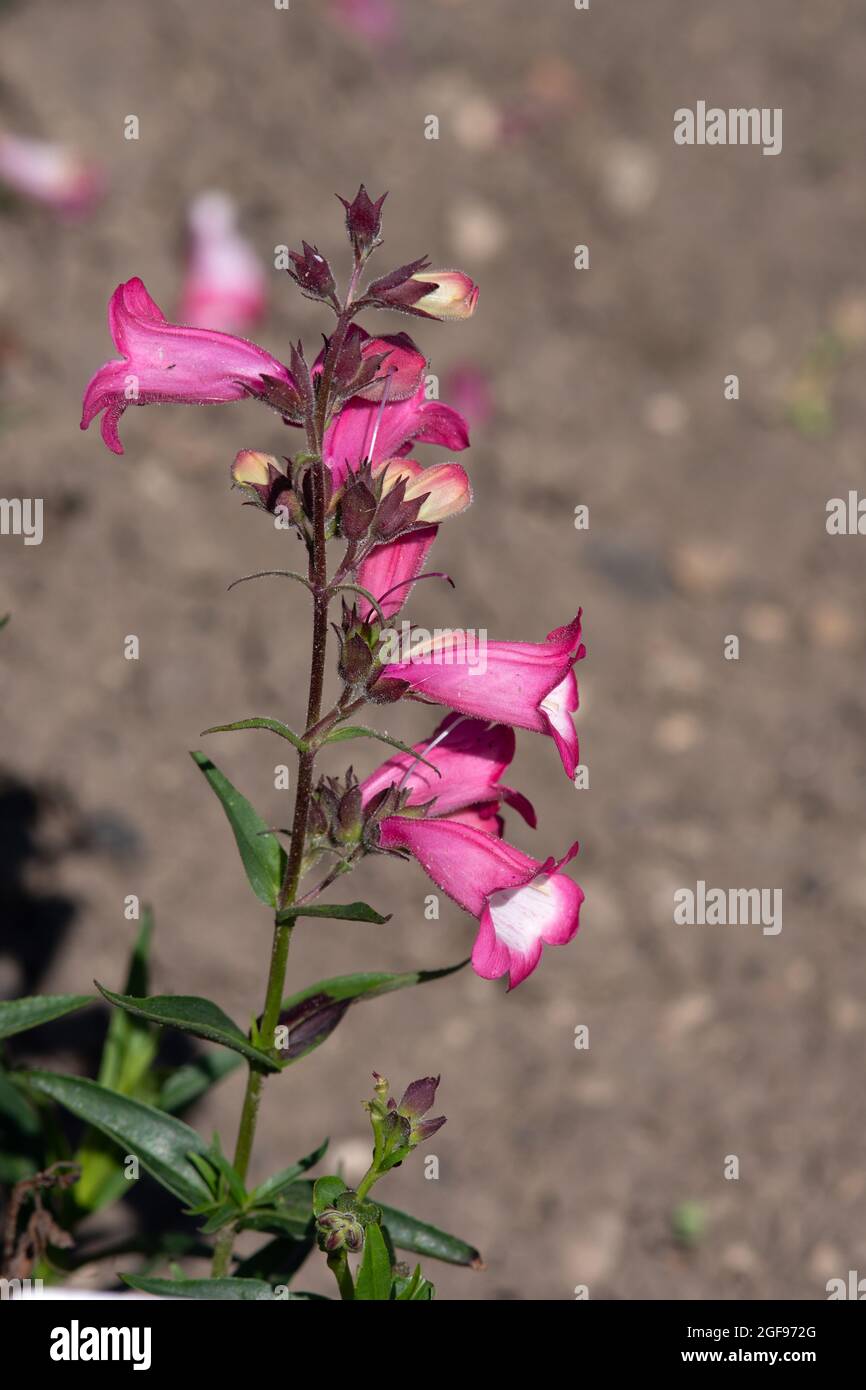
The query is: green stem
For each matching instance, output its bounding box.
[327,1249,355,1300]
[210,920,295,1277]
[354,1167,380,1203]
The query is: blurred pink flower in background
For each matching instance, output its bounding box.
[179,191,267,333]
[330,0,399,46]
[443,364,495,431]
[0,132,104,216]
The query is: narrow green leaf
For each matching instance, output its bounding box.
[196,1199,241,1235]
[0,994,92,1041]
[355,1224,392,1301]
[20,1071,212,1209]
[75,913,160,1215]
[234,1235,314,1285]
[96,911,157,1094]
[378,1201,483,1268]
[276,900,391,926]
[322,725,441,775]
[275,960,467,1064]
[95,984,281,1072]
[191,751,286,906]
[158,1051,243,1114]
[200,716,307,752]
[238,1208,310,1240]
[0,1069,41,1135]
[251,1138,329,1204]
[122,1275,277,1301]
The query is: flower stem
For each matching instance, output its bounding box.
[211,291,364,1280]
[327,1249,355,1300]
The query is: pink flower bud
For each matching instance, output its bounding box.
[375,458,472,524]
[407,270,479,321]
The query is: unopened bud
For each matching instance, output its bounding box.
[338,184,387,261]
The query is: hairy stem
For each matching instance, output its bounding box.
[212,290,370,1279]
[212,352,349,1284]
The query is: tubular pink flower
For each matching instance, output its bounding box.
[380,611,585,778]
[179,191,266,334]
[357,526,438,621]
[323,380,469,488]
[378,816,582,988]
[80,278,295,456]
[375,457,472,523]
[360,713,536,828]
[0,133,104,215]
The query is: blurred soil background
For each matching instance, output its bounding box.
[1,0,865,1299]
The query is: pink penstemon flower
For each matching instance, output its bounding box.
[179,191,267,334]
[80,277,295,455]
[0,131,104,216]
[361,713,579,987]
[77,183,583,1297]
[378,816,583,990]
[356,526,439,621]
[360,713,536,830]
[377,611,585,778]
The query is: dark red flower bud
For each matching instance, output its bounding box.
[366,672,410,705]
[250,372,306,423]
[286,241,337,303]
[340,478,377,540]
[300,459,335,521]
[398,1075,440,1119]
[372,475,425,542]
[413,1114,447,1142]
[337,783,363,837]
[339,632,374,685]
[338,184,387,261]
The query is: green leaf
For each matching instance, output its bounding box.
[196,1199,241,1235]
[20,1071,212,1209]
[191,751,286,906]
[0,993,92,1041]
[275,900,391,926]
[200,716,307,753]
[312,1174,347,1216]
[75,914,160,1215]
[237,1208,310,1240]
[158,1050,243,1114]
[96,911,157,1094]
[378,1201,483,1268]
[94,984,281,1072]
[234,1235,315,1285]
[275,960,467,1064]
[248,1181,481,1268]
[0,1069,41,1135]
[355,1224,392,1301]
[323,725,441,775]
[251,1138,329,1205]
[122,1275,278,1301]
